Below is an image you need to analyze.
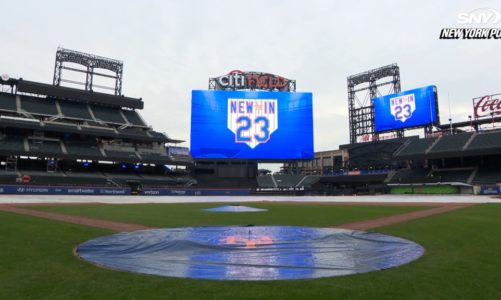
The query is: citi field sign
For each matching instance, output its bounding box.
[473,93,501,118]
[210,70,295,91]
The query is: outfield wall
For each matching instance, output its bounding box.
[0,185,251,196]
[0,185,130,195]
[140,188,251,196]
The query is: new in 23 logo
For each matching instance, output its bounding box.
[227,98,278,149]
[390,94,416,123]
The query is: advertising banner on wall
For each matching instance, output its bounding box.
[473,93,501,119]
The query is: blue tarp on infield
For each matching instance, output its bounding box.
[76,226,424,281]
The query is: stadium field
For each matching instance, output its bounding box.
[1,202,500,299]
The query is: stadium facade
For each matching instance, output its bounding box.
[1,52,500,196]
[0,48,195,195]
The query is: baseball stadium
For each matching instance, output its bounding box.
[1,2,501,300]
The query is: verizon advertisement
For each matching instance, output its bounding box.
[473,94,501,118]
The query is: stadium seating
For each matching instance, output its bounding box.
[121,110,146,126]
[0,72,190,190]
[20,170,69,185]
[28,139,62,154]
[431,169,473,183]
[105,150,139,160]
[257,175,276,188]
[471,167,501,184]
[104,173,142,185]
[0,169,19,184]
[63,171,108,186]
[342,138,408,169]
[273,174,304,188]
[466,131,501,150]
[298,175,321,187]
[138,175,180,186]
[63,141,103,158]
[0,136,26,152]
[428,133,472,154]
[117,127,150,138]
[58,100,93,120]
[388,168,439,184]
[20,96,58,116]
[0,93,17,111]
[90,105,126,124]
[396,137,437,157]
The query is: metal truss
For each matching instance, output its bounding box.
[53,47,123,95]
[347,64,401,144]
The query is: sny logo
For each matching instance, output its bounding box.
[457,8,501,25]
[390,94,416,123]
[227,98,278,149]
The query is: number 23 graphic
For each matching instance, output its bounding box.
[394,104,411,120]
[236,116,270,142]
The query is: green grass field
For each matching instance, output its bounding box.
[1,202,500,299]
[28,202,428,227]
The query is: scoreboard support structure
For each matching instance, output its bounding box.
[347,64,402,144]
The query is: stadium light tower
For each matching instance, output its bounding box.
[53,47,124,95]
[347,64,402,144]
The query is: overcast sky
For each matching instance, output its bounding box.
[2,0,500,158]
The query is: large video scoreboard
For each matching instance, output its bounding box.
[374,85,439,132]
[190,90,313,160]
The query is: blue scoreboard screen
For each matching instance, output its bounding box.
[190,90,313,160]
[374,85,439,132]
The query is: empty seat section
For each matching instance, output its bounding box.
[20,171,68,185]
[0,170,18,184]
[20,96,58,116]
[396,138,437,157]
[105,173,142,185]
[121,110,146,126]
[138,175,179,186]
[28,140,62,154]
[428,133,472,153]
[431,169,472,182]
[0,137,25,152]
[273,174,304,188]
[299,175,321,187]
[140,153,172,163]
[58,101,93,119]
[79,125,115,135]
[467,131,501,150]
[64,141,102,157]
[257,175,276,188]
[91,105,126,124]
[105,150,139,160]
[471,167,501,184]
[389,168,438,184]
[118,127,150,138]
[0,92,17,111]
[64,172,108,186]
